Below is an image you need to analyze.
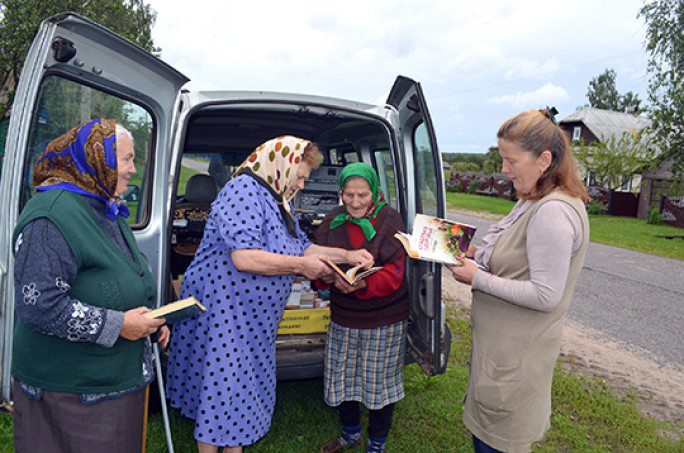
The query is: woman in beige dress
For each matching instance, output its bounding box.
[450,108,590,453]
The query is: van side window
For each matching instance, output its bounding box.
[21,76,154,227]
[373,149,397,209]
[412,122,438,216]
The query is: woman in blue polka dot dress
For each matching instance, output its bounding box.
[166,136,373,453]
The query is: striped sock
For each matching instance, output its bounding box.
[367,436,386,452]
[340,424,362,447]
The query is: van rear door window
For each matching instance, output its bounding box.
[412,122,439,216]
[21,75,154,226]
[374,149,397,210]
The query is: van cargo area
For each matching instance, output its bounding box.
[170,101,398,379]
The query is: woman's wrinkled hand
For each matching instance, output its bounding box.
[447,259,479,286]
[320,274,335,284]
[334,274,367,294]
[346,249,374,266]
[120,307,166,341]
[157,325,171,349]
[300,255,334,280]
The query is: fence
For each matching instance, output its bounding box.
[586,186,638,217]
[448,172,516,200]
[660,196,684,228]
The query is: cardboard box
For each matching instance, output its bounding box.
[277,308,331,334]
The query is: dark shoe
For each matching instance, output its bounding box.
[319,436,363,453]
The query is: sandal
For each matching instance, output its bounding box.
[319,436,363,453]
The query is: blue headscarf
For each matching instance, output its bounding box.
[33,118,130,220]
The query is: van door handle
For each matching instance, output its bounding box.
[419,272,434,318]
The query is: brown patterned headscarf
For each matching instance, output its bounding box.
[33,118,129,219]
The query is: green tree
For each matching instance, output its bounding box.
[574,132,656,191]
[584,68,642,112]
[441,152,485,168]
[450,161,480,173]
[483,146,502,174]
[639,0,684,176]
[0,0,159,118]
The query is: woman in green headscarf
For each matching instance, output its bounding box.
[315,162,409,453]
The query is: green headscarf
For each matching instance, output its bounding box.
[330,162,388,241]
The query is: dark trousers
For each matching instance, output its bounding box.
[473,435,504,453]
[338,401,395,438]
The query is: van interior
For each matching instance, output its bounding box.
[169,103,400,379]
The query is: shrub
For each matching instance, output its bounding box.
[467,179,480,194]
[587,201,607,215]
[447,182,463,193]
[647,208,663,225]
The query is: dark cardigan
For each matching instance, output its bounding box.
[314,205,409,328]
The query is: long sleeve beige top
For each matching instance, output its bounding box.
[472,200,584,313]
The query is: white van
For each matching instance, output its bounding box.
[0,13,451,409]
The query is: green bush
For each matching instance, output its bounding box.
[467,179,480,194]
[447,182,463,193]
[587,201,607,215]
[647,208,663,225]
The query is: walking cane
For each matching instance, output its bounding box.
[142,385,149,453]
[154,342,175,453]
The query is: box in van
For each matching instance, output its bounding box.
[0,13,451,412]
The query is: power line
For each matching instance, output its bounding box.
[433,50,647,99]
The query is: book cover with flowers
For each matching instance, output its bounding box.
[394,214,477,266]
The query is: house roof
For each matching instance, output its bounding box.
[560,107,651,142]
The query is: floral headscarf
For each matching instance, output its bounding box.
[233,135,311,235]
[330,162,388,241]
[33,118,129,220]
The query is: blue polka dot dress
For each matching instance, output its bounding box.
[166,174,310,447]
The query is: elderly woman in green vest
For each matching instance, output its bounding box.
[449,108,590,453]
[11,119,169,452]
[315,163,409,453]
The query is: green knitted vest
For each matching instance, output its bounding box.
[11,190,156,393]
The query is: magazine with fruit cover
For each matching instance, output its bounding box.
[322,258,383,285]
[394,213,477,266]
[143,296,207,325]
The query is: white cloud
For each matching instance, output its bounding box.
[504,58,560,80]
[487,83,570,109]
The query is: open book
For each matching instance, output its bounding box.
[143,296,207,325]
[394,214,477,266]
[323,258,383,285]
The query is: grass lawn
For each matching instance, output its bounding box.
[446,192,516,216]
[1,314,682,451]
[446,192,684,261]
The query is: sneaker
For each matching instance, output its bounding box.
[319,434,363,453]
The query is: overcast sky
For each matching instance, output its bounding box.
[147,0,650,154]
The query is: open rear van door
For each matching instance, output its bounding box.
[387,75,451,375]
[0,13,188,404]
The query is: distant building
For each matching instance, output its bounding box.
[559,107,651,192]
[560,107,682,223]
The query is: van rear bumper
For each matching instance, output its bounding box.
[275,334,326,381]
